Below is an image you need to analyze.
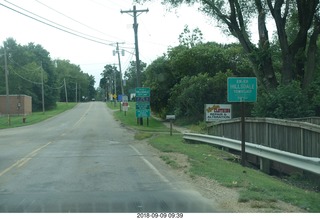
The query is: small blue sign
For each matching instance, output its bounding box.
[227,77,257,102]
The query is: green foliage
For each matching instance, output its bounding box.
[143,42,250,122]
[0,38,96,111]
[56,59,96,102]
[178,25,203,48]
[169,71,233,122]
[126,61,147,88]
[253,81,314,118]
[143,56,175,118]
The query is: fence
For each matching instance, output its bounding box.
[291,117,320,126]
[207,117,320,158]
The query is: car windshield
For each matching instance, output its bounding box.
[1,0,319,218]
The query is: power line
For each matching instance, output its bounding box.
[10,68,42,85]
[4,0,114,44]
[0,2,114,46]
[34,0,122,41]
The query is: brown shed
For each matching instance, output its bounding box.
[0,95,32,116]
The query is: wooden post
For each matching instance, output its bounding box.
[166,115,176,136]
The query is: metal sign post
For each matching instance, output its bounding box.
[227,77,257,166]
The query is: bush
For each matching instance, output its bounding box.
[252,81,314,118]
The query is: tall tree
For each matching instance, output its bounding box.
[137,0,320,90]
[178,25,204,47]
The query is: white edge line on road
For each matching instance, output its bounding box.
[129,145,170,183]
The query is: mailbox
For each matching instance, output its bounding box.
[166,115,176,120]
[166,115,175,136]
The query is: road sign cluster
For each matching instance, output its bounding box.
[135,87,150,118]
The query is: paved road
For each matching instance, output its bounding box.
[0,102,219,212]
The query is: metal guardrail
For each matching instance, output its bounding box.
[183,133,320,175]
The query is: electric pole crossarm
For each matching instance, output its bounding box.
[120,8,149,14]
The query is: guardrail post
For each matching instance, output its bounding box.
[260,157,271,174]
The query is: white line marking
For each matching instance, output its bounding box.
[129,145,169,183]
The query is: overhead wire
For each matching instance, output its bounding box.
[33,0,124,42]
[3,0,116,44]
[9,68,42,85]
[8,56,66,89]
[0,1,115,46]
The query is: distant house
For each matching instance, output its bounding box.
[0,95,32,116]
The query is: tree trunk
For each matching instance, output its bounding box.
[303,19,320,89]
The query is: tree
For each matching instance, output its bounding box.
[143,42,248,119]
[1,38,59,111]
[1,38,96,110]
[123,61,147,93]
[136,0,320,91]
[144,56,174,117]
[56,59,94,102]
[252,81,314,118]
[169,71,232,121]
[178,25,204,47]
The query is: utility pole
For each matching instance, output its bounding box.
[121,5,148,125]
[121,5,148,88]
[113,42,125,95]
[41,62,45,114]
[64,78,68,103]
[75,82,78,103]
[112,64,117,106]
[4,43,10,125]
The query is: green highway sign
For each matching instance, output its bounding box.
[136,87,150,118]
[136,87,150,97]
[227,77,257,102]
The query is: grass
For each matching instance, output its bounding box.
[0,102,77,129]
[149,134,320,212]
[106,102,320,212]
[107,101,175,133]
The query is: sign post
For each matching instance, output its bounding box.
[227,77,257,166]
[122,95,128,116]
[166,115,176,136]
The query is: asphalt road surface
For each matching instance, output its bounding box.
[0,102,219,213]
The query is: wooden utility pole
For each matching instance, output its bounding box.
[121,5,148,88]
[121,5,148,125]
[41,62,45,114]
[64,78,68,103]
[4,43,11,125]
[114,42,125,95]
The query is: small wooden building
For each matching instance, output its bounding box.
[0,95,32,116]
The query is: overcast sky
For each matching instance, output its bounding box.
[0,0,238,87]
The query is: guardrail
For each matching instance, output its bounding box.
[183,133,320,175]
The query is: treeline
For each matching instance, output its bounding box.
[133,41,320,122]
[0,38,96,111]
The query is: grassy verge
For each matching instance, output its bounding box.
[149,135,320,212]
[0,102,77,129]
[108,102,320,212]
[107,101,175,134]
